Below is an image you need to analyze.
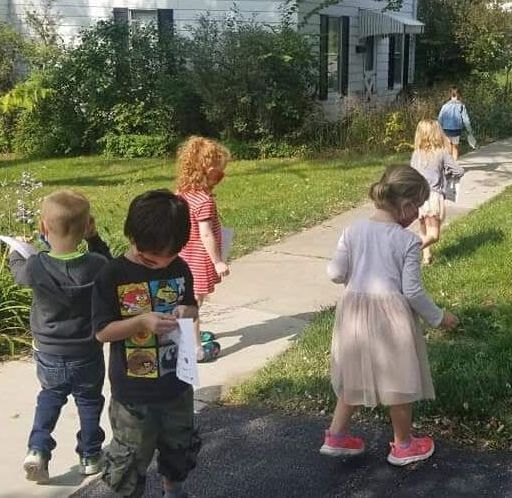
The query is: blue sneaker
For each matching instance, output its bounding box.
[198,340,221,363]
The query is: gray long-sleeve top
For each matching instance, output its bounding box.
[411,150,465,197]
[327,220,443,327]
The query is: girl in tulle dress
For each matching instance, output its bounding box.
[320,165,458,466]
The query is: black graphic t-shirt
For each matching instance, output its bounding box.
[92,256,196,404]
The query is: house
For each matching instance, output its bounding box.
[1,0,423,117]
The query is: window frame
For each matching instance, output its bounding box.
[388,33,404,90]
[319,15,349,100]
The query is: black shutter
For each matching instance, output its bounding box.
[340,16,349,96]
[402,34,410,87]
[319,15,328,101]
[113,7,129,23]
[388,35,395,89]
[157,9,173,36]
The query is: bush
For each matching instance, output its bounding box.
[188,14,316,142]
[13,100,84,157]
[0,111,17,153]
[99,133,170,158]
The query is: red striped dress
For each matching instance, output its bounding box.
[179,190,222,296]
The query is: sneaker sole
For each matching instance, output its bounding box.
[319,444,365,457]
[80,464,102,476]
[387,442,435,466]
[24,462,49,484]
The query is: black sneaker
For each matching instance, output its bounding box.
[79,453,102,475]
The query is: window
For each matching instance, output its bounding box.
[326,17,340,93]
[130,10,158,27]
[113,8,173,36]
[388,34,403,89]
[364,36,374,72]
[319,16,349,100]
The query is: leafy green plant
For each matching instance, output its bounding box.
[187,13,316,142]
[99,133,170,158]
[0,250,31,358]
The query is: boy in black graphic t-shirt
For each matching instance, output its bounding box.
[92,190,200,498]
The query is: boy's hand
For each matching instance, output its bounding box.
[84,215,97,240]
[440,311,459,330]
[173,305,198,320]
[140,312,178,335]
[215,261,230,277]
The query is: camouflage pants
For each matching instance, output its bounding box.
[102,388,201,497]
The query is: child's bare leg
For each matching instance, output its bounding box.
[329,397,359,434]
[418,219,429,262]
[451,143,459,161]
[389,403,412,444]
[194,294,206,359]
[421,216,441,264]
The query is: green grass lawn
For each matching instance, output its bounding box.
[0,152,402,357]
[228,188,512,448]
[0,153,403,257]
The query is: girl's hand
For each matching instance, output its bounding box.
[215,261,230,277]
[140,312,178,335]
[440,311,459,330]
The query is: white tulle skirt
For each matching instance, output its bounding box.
[330,291,435,407]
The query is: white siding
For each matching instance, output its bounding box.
[1,0,421,114]
[299,0,419,115]
[1,0,292,42]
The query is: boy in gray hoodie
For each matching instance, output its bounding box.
[9,189,111,484]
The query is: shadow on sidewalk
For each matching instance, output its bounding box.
[46,464,86,487]
[212,312,313,358]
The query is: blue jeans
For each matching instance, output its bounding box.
[29,350,106,459]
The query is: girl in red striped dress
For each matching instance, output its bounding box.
[176,136,231,361]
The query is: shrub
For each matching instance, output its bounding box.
[13,101,84,157]
[187,14,316,142]
[0,111,17,153]
[99,133,170,158]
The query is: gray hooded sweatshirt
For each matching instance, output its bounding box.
[9,236,110,356]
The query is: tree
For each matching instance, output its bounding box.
[455,0,512,90]
[416,0,472,84]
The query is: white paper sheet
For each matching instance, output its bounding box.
[0,235,39,259]
[445,177,461,203]
[221,226,234,262]
[176,318,200,387]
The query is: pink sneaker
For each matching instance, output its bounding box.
[319,430,365,457]
[387,436,435,466]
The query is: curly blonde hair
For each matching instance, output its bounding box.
[175,136,231,192]
[414,119,449,153]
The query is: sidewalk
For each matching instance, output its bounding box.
[1,139,512,498]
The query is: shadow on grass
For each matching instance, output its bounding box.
[438,228,505,260]
[0,155,45,169]
[44,174,173,188]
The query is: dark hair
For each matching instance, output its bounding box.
[450,86,461,99]
[124,189,190,254]
[369,165,430,214]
